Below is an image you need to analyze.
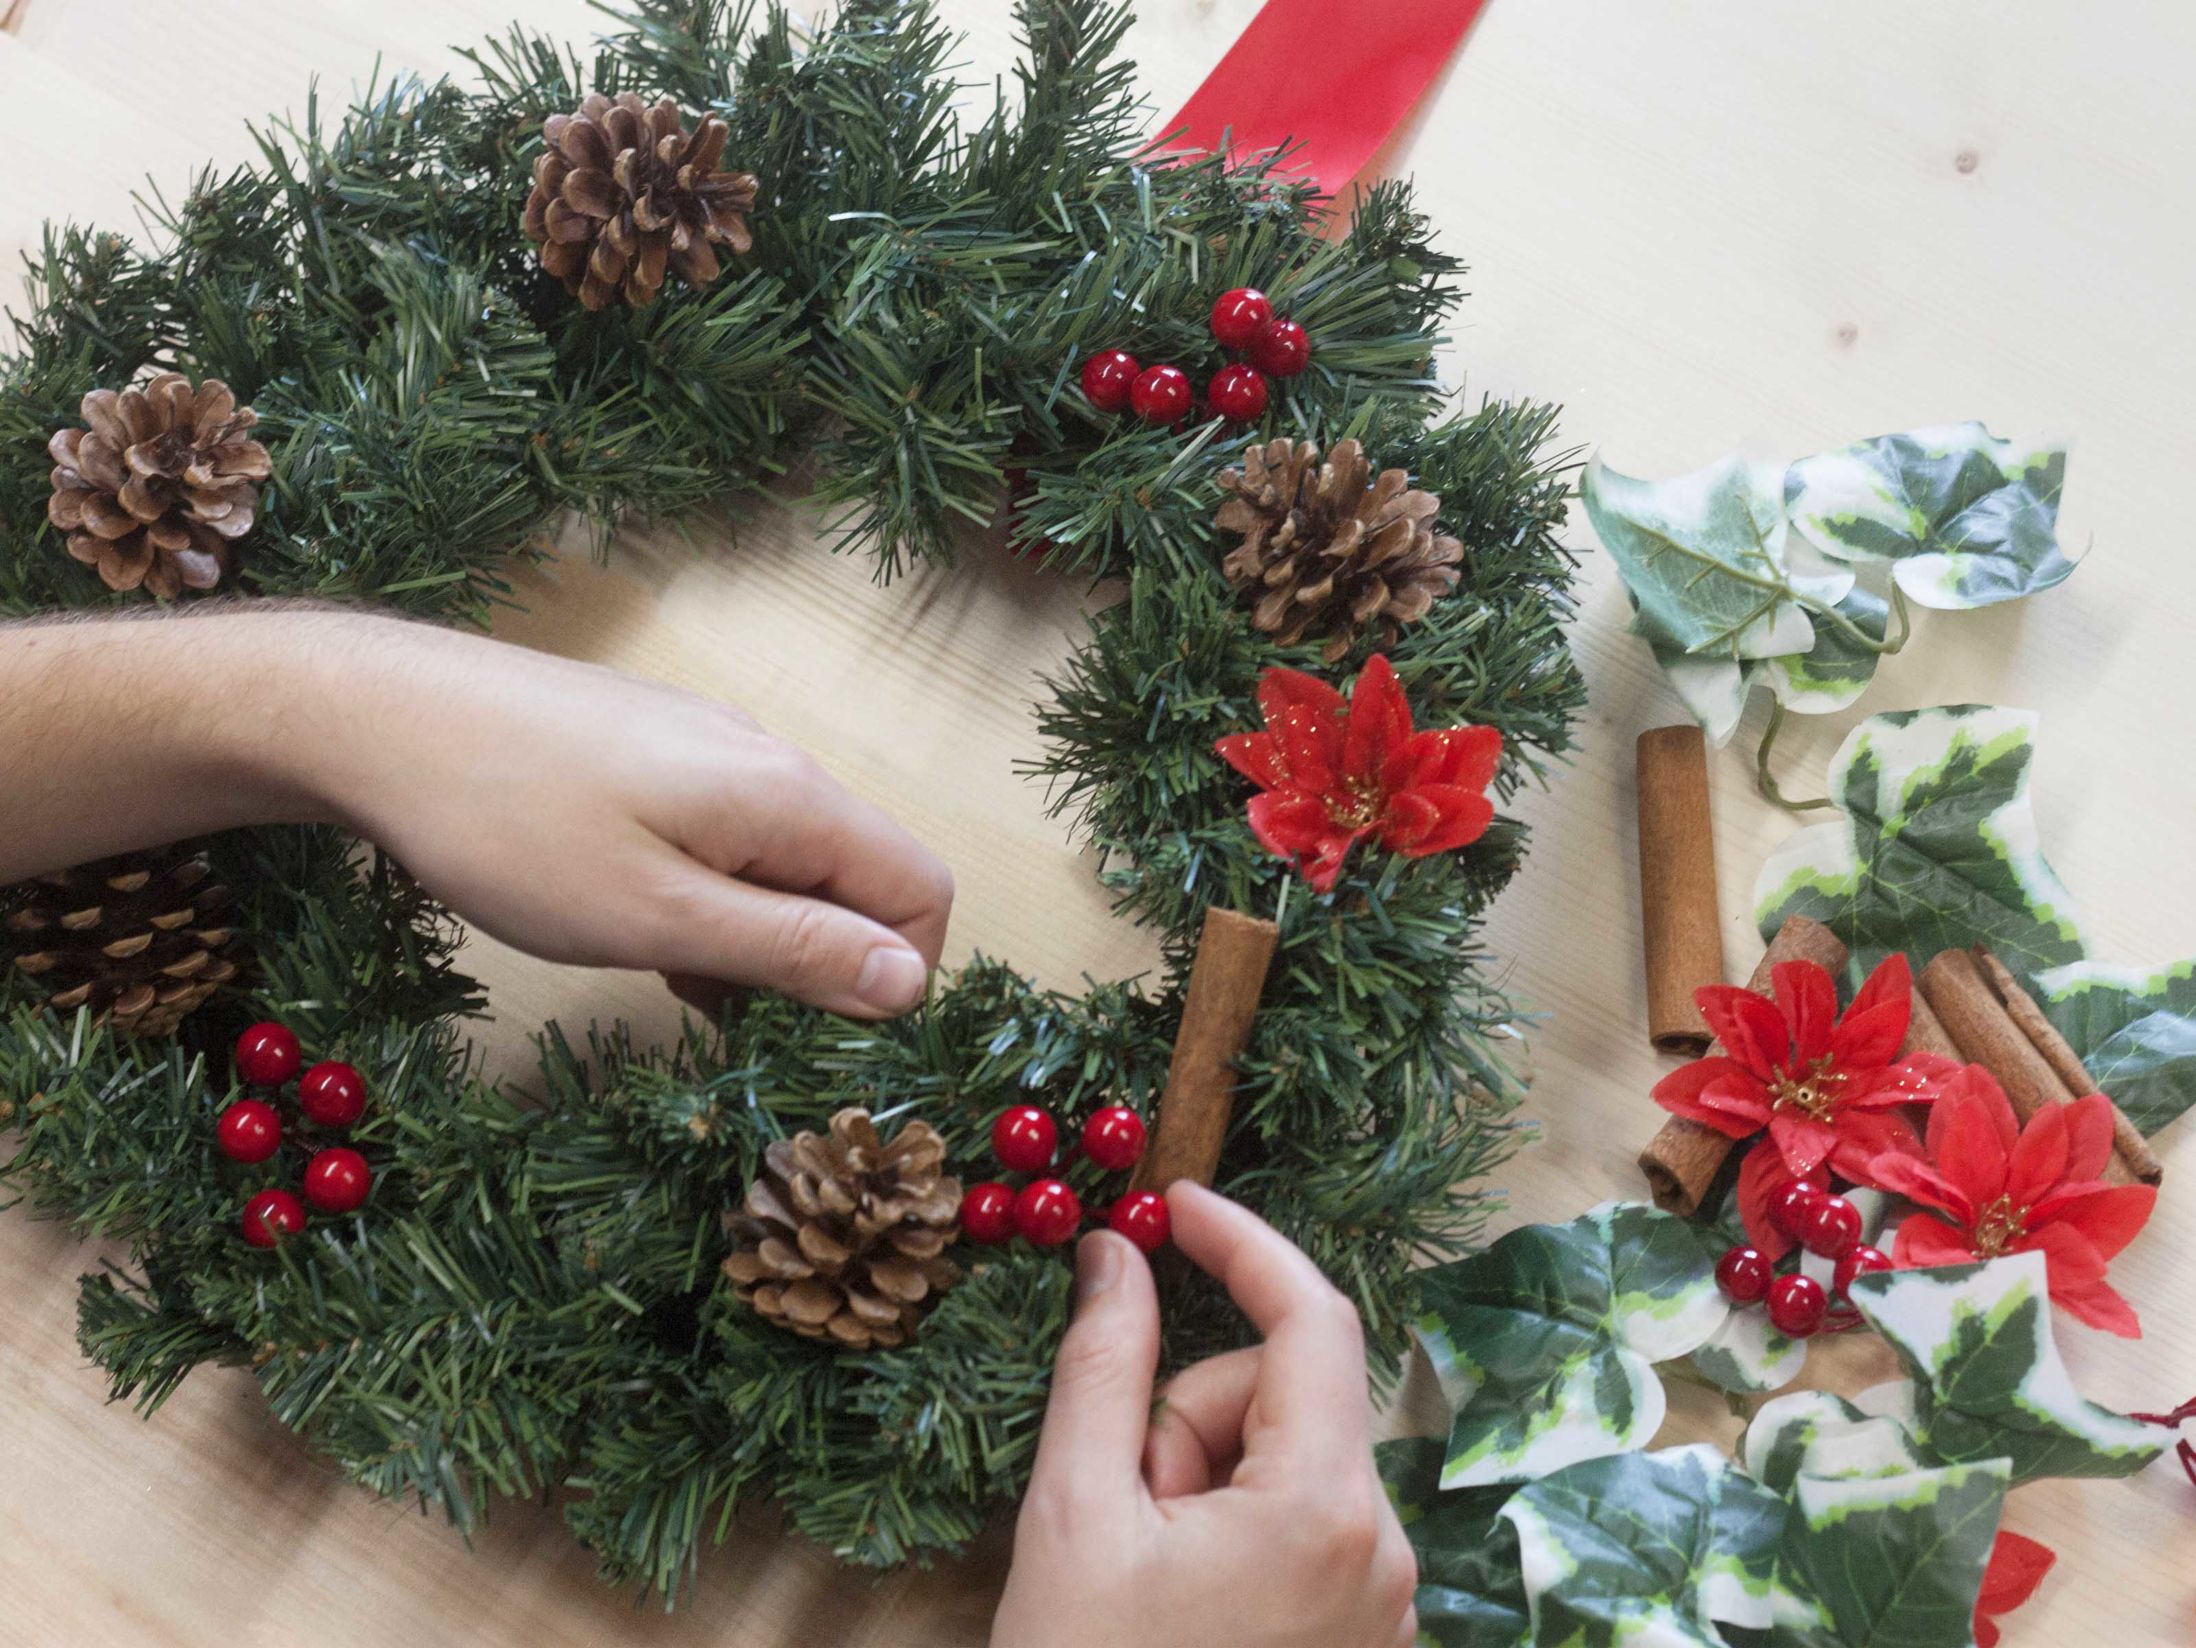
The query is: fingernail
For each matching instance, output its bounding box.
[856,946,926,1014]
[1076,1234,1122,1302]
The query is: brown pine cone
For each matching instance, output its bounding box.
[47,374,270,599]
[1215,437,1463,662]
[722,1108,961,1350]
[4,841,240,1037]
[523,92,758,310]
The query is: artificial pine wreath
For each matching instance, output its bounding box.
[0,0,1581,1597]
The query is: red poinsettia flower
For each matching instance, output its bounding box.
[1972,1530,2054,1648]
[1867,1065,2157,1337]
[1214,654,1501,893]
[1651,953,1960,1258]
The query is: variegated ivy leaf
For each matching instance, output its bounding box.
[1582,453,1850,663]
[1749,562,1893,717]
[1376,1438,1530,1646]
[1741,1388,1934,1494]
[1785,423,2073,611]
[1754,705,2087,979]
[2022,955,2196,1136]
[1848,1252,2164,1484]
[1778,1459,2010,1648]
[1415,1203,1727,1487]
[1500,1445,1792,1647]
[1689,1306,1811,1396]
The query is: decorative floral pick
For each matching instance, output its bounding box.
[1650,952,1960,1256]
[1867,1065,2157,1337]
[1214,653,1500,892]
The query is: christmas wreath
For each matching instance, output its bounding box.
[0,0,1582,1592]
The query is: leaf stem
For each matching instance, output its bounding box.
[1804,583,1912,656]
[1755,700,1838,813]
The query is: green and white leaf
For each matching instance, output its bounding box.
[1415,1203,1727,1487]
[1750,562,1893,716]
[1500,1445,1793,1647]
[1779,1459,2010,1648]
[2023,955,2196,1136]
[1741,1389,1934,1494]
[1652,641,1754,747]
[1378,1439,1531,1646]
[1754,705,2088,978]
[1688,1305,1810,1396]
[1584,452,1848,662]
[1786,423,2073,610]
[1848,1253,2164,1484]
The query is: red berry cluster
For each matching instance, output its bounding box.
[959,1103,1171,1255]
[221,1021,375,1248]
[1078,286,1312,429]
[1714,1181,1893,1340]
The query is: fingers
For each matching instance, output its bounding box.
[1166,1182,1373,1477]
[1142,1346,1261,1499]
[641,844,933,1018]
[1026,1233,1162,1507]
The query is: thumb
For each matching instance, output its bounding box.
[1026,1232,1161,1504]
[642,848,930,1019]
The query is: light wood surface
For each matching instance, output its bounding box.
[4,2,2193,1643]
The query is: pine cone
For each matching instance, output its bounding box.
[1215,437,1463,662]
[4,842,240,1037]
[47,374,270,599]
[524,92,758,310]
[722,1108,961,1350]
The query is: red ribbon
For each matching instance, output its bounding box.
[1157,0,1489,198]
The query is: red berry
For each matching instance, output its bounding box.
[1013,1179,1083,1247]
[1765,1274,1829,1339]
[302,1147,372,1214]
[960,1182,1017,1244]
[1080,1106,1148,1172]
[1249,317,1311,377]
[234,1021,301,1088]
[1714,1245,1773,1305]
[1128,364,1193,425]
[1079,348,1140,413]
[1209,286,1273,349]
[1206,363,1269,424]
[1801,1194,1865,1260]
[1834,1244,1894,1300]
[1767,1179,1828,1241]
[1108,1191,1172,1254]
[216,1099,282,1164]
[298,1061,368,1129]
[991,1105,1059,1174]
[241,1188,306,1249]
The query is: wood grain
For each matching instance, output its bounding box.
[3,1,2194,1644]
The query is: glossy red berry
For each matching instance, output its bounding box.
[1834,1244,1894,1300]
[1108,1191,1172,1254]
[1208,286,1273,349]
[960,1182,1017,1244]
[234,1021,301,1088]
[1767,1180,1828,1241]
[215,1099,282,1164]
[1013,1179,1083,1247]
[1079,348,1141,412]
[1249,316,1311,377]
[1800,1194,1865,1260]
[1765,1273,1829,1339]
[1714,1245,1773,1305]
[302,1147,372,1214]
[1206,363,1269,424]
[991,1105,1059,1173]
[1080,1106,1148,1172]
[241,1188,306,1249]
[1128,363,1193,425]
[298,1061,368,1129]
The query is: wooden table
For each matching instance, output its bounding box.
[3,2,2191,1643]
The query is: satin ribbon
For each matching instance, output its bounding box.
[1157,0,1488,198]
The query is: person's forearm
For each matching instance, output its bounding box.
[0,608,348,882]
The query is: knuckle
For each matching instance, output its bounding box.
[1303,1486,1383,1577]
[768,900,842,987]
[1373,1533,1420,1619]
[1051,1320,1132,1392]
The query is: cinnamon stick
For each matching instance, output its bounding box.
[1901,986,1962,1063]
[1636,726,1725,1056]
[1639,915,1849,1214]
[1133,907,1281,1193]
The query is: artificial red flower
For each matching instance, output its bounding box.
[1972,1530,2054,1648]
[1868,1065,2157,1337]
[1650,953,1959,1258]
[1214,654,1501,893]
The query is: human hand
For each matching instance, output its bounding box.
[991,1182,1418,1648]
